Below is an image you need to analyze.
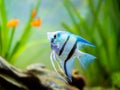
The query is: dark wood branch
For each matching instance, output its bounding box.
[0,57,84,90]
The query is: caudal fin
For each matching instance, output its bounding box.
[78,51,96,69]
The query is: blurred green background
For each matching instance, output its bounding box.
[0,0,120,89]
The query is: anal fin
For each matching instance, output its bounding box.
[64,58,75,81]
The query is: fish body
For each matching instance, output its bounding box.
[47,31,96,81]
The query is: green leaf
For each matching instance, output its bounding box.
[61,22,72,32]
[5,27,16,58]
[23,45,49,67]
[67,0,89,34]
[10,39,47,63]
[0,0,9,56]
[111,72,120,88]
[0,25,1,54]
[63,0,79,34]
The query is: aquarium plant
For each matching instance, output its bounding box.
[62,0,120,88]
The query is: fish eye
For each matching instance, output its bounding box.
[54,34,57,39]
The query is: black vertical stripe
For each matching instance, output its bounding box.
[64,41,77,79]
[65,41,77,61]
[58,35,70,56]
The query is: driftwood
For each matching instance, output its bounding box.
[0,57,85,90]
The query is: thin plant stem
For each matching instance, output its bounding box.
[6,27,15,58]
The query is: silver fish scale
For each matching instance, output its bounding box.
[59,35,76,61]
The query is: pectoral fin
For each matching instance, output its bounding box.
[50,51,58,74]
[50,51,67,82]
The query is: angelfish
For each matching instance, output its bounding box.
[47,31,96,81]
